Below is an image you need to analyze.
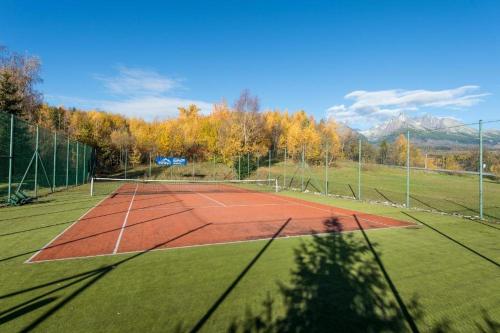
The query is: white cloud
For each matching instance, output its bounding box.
[47,95,213,120]
[48,66,213,120]
[327,85,489,126]
[100,96,213,119]
[95,66,181,95]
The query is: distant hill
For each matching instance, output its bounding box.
[359,114,500,149]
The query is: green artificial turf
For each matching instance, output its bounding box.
[0,185,499,332]
[265,160,500,222]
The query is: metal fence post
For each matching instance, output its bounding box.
[34,126,39,197]
[283,147,287,189]
[238,155,241,180]
[247,153,250,178]
[52,132,57,191]
[213,155,216,180]
[124,148,128,179]
[66,137,69,188]
[479,120,483,219]
[149,151,152,178]
[7,114,14,202]
[325,143,328,196]
[268,150,271,180]
[83,145,86,183]
[301,144,305,191]
[358,138,361,200]
[75,142,79,185]
[192,155,195,180]
[406,130,410,208]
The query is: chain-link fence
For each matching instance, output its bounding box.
[96,119,499,222]
[0,112,94,204]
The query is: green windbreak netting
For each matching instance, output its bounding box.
[0,113,94,204]
[0,112,11,200]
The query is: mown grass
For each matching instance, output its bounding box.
[0,184,499,332]
[120,158,500,221]
[263,160,500,222]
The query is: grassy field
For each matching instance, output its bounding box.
[119,158,500,221]
[0,184,498,332]
[260,160,500,222]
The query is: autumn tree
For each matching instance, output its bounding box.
[392,134,408,166]
[318,119,342,162]
[0,46,42,122]
[234,89,263,154]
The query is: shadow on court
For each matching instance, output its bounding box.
[0,208,193,263]
[0,223,212,332]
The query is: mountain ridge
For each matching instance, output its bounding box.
[357,114,500,148]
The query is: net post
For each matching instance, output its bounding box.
[65,137,69,188]
[7,114,14,203]
[34,125,39,197]
[406,130,410,208]
[275,178,278,193]
[358,138,361,200]
[52,132,57,191]
[90,176,94,196]
[479,120,483,219]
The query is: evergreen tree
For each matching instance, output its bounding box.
[378,140,389,164]
[0,71,23,115]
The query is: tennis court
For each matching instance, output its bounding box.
[28,179,413,263]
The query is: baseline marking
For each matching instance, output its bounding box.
[27,224,412,264]
[112,183,139,254]
[25,189,119,263]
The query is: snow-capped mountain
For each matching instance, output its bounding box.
[361,114,476,140]
[360,114,500,147]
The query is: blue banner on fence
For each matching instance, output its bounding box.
[155,156,187,166]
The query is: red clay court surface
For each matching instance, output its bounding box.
[28,183,413,263]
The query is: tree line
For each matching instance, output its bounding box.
[1,46,498,175]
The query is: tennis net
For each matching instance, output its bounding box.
[90,177,279,197]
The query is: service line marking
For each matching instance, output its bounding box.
[112,183,139,254]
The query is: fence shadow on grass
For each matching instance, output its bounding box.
[190,218,292,333]
[0,223,212,332]
[226,217,452,333]
[402,212,499,268]
[476,309,500,333]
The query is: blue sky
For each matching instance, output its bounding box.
[1,0,499,129]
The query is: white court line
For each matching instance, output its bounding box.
[133,202,297,211]
[26,224,413,264]
[112,183,139,254]
[192,190,227,207]
[264,194,400,228]
[25,188,121,263]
